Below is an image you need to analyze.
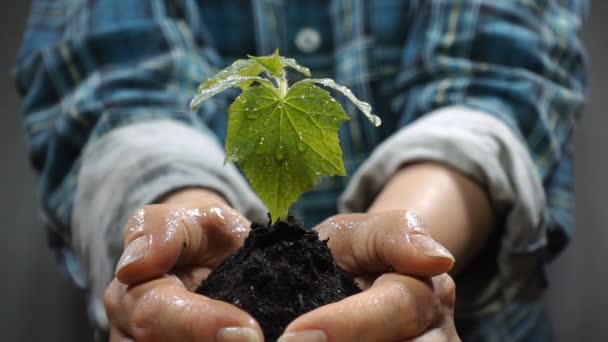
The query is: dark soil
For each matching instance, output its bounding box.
[196,216,361,341]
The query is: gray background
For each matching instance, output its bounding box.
[0,2,605,341]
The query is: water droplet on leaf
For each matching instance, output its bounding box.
[255,137,266,155]
[275,144,286,161]
[321,160,337,172]
[246,108,259,120]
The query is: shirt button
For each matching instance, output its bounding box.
[295,27,321,53]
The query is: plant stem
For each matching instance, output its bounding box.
[277,76,288,98]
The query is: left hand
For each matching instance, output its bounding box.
[279,210,460,342]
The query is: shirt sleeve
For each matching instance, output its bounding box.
[14,0,265,328]
[341,0,587,317]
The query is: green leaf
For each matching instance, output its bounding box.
[190,52,380,221]
[190,75,273,110]
[226,81,350,221]
[280,57,311,77]
[302,78,382,126]
[198,59,265,92]
[248,50,284,78]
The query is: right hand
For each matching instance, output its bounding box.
[280,211,459,342]
[104,189,264,342]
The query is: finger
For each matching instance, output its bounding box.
[408,275,459,342]
[173,266,213,291]
[408,322,461,342]
[116,204,250,284]
[105,275,263,342]
[109,327,133,342]
[314,210,454,277]
[353,274,379,291]
[281,273,455,342]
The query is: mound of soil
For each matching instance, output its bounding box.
[196,216,361,341]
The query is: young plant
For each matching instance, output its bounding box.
[190,50,381,222]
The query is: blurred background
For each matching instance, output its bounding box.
[0,2,605,341]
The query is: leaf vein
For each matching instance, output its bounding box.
[284,108,342,172]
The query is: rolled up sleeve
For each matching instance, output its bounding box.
[14,0,264,328]
[342,0,587,317]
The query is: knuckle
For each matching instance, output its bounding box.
[389,282,411,314]
[175,216,194,258]
[208,207,248,244]
[103,280,121,318]
[130,291,160,340]
[435,274,456,308]
[388,281,430,332]
[124,205,155,238]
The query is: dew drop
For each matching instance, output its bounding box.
[304,78,383,126]
[298,140,307,152]
[262,156,273,173]
[191,74,263,110]
[225,153,239,163]
[275,144,286,161]
[255,137,266,155]
[369,114,382,127]
[283,161,292,173]
[321,160,336,172]
[246,108,259,120]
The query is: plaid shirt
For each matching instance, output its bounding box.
[15,0,587,340]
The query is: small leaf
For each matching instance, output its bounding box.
[280,57,311,77]
[249,50,284,78]
[190,75,272,110]
[226,81,350,221]
[198,59,265,92]
[301,78,382,126]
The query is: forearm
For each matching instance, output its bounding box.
[367,161,495,274]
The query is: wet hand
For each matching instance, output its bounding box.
[104,189,263,342]
[280,210,460,342]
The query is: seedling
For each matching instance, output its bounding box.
[190,50,381,221]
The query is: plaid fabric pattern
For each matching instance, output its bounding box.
[15,0,587,340]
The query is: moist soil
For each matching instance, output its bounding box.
[196,216,361,341]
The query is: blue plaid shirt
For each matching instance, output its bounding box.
[15,1,587,340]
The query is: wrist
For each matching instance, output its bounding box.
[368,161,495,273]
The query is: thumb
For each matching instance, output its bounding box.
[115,204,250,285]
[314,210,454,277]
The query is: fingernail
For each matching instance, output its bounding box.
[116,235,150,273]
[216,327,260,342]
[278,330,327,342]
[410,234,454,261]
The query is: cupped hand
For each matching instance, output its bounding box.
[280,210,460,342]
[104,189,263,342]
